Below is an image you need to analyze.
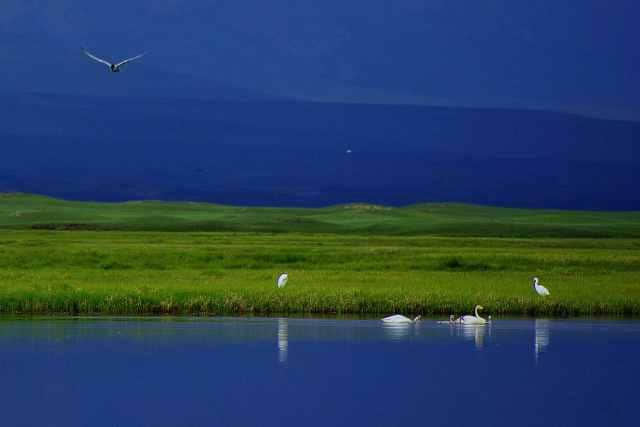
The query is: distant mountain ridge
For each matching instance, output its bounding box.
[1,93,638,210]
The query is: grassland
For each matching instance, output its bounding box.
[0,229,639,316]
[2,193,640,237]
[1,193,639,316]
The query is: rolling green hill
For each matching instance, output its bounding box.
[1,193,639,237]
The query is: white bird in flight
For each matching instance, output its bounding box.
[381,314,421,323]
[83,49,146,72]
[533,277,550,296]
[277,272,288,288]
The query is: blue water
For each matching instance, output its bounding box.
[1,317,638,427]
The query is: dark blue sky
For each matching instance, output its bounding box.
[1,1,639,209]
[2,0,639,120]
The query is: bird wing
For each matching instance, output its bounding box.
[536,285,550,296]
[277,274,287,287]
[83,49,113,67]
[115,53,146,68]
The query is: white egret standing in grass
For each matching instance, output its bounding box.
[381,314,421,323]
[533,277,550,296]
[460,305,488,324]
[277,272,288,288]
[83,48,146,72]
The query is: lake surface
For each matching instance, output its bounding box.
[1,317,638,427]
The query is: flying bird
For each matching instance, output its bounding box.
[82,49,146,72]
[277,272,288,288]
[533,277,550,296]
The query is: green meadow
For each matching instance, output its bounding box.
[3,193,640,237]
[0,193,639,316]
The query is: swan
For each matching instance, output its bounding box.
[277,272,288,288]
[382,314,421,323]
[83,48,146,72]
[460,305,488,324]
[533,277,550,296]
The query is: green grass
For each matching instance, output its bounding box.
[0,230,638,316]
[2,193,640,237]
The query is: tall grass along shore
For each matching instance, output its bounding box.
[0,228,638,316]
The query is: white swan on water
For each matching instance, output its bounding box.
[460,305,488,324]
[382,314,421,323]
[533,277,550,296]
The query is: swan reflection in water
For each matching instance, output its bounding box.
[438,316,491,350]
[278,318,288,363]
[534,319,550,364]
[382,322,414,341]
[460,324,488,350]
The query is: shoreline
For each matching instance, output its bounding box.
[1,313,640,320]
[1,288,638,317]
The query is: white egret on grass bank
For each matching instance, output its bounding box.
[381,314,421,323]
[460,305,488,324]
[277,272,288,288]
[83,49,146,72]
[533,277,550,296]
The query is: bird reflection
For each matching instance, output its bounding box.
[534,319,550,364]
[382,322,412,341]
[278,318,288,363]
[461,324,487,350]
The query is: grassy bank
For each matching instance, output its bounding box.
[2,193,640,237]
[0,230,638,316]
